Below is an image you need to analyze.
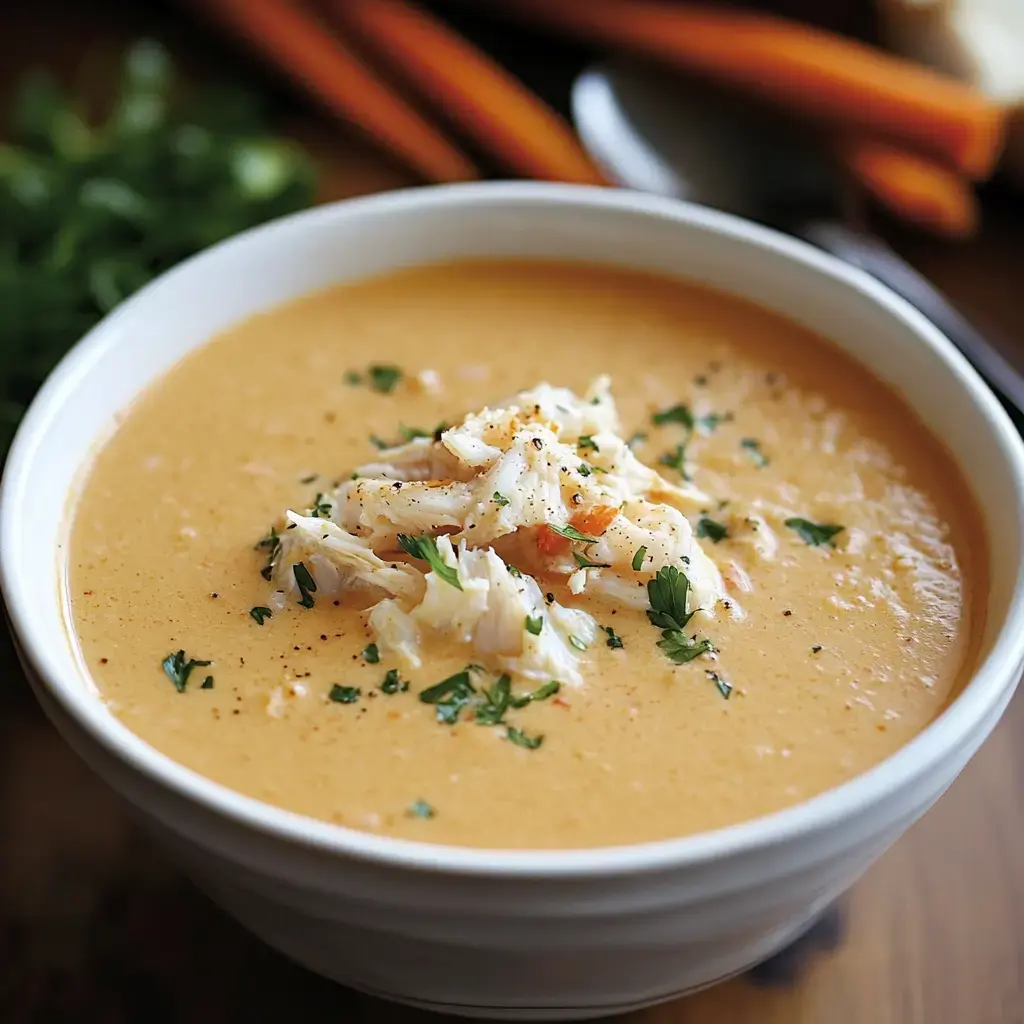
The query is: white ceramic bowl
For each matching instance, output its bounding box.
[4,183,1024,1020]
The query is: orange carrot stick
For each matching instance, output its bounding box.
[325,0,606,184]
[184,0,477,183]
[487,0,1005,181]
[838,138,980,239]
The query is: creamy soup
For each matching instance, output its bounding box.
[69,261,983,849]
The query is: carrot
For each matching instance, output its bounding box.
[487,0,1006,180]
[536,526,571,557]
[183,0,477,183]
[571,505,620,537]
[536,505,619,558]
[837,138,980,239]
[325,0,607,183]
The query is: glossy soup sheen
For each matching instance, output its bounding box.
[69,261,984,849]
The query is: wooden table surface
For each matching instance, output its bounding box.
[2,3,1023,1022]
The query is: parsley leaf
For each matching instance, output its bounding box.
[506,726,543,750]
[249,606,272,625]
[255,525,280,581]
[696,516,729,543]
[707,670,732,698]
[474,674,512,726]
[741,437,769,467]
[507,564,522,579]
[659,443,688,476]
[646,565,695,631]
[492,491,510,507]
[657,633,716,664]
[399,424,431,441]
[697,411,730,434]
[548,523,600,543]
[161,649,212,693]
[397,534,463,590]
[310,492,331,518]
[601,625,624,649]
[578,435,599,453]
[380,668,408,694]
[525,614,544,636]
[785,517,845,547]
[328,684,361,703]
[293,561,317,608]
[419,668,476,724]
[573,551,611,569]
[510,680,560,707]
[362,642,380,663]
[368,364,402,394]
[652,404,693,428]
[407,799,435,819]
[632,546,647,571]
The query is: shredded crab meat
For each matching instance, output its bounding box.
[268,378,729,681]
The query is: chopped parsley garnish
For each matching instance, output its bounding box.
[507,564,522,578]
[659,443,688,476]
[697,411,730,434]
[573,551,611,569]
[578,463,592,477]
[646,566,716,667]
[250,606,272,625]
[474,674,512,726]
[578,435,599,453]
[548,523,600,543]
[299,473,319,484]
[161,650,212,693]
[652,404,694,428]
[407,799,435,819]
[310,492,332,518]
[492,491,511,507]
[328,684,361,704]
[707,670,732,699]
[399,424,431,441]
[696,516,729,543]
[380,668,408,694]
[658,633,716,664]
[419,668,477,724]
[369,433,390,450]
[601,625,624,649]
[568,635,588,652]
[506,726,543,750]
[525,614,544,636]
[200,676,214,690]
[626,431,647,449]
[293,561,317,608]
[362,643,380,663]
[632,546,647,571]
[785,517,845,548]
[255,525,280,581]
[511,680,560,706]
[741,437,769,467]
[368,364,402,394]
[397,534,463,590]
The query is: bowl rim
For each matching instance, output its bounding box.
[4,180,1024,878]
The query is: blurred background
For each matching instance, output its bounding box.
[1,2,1022,1021]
